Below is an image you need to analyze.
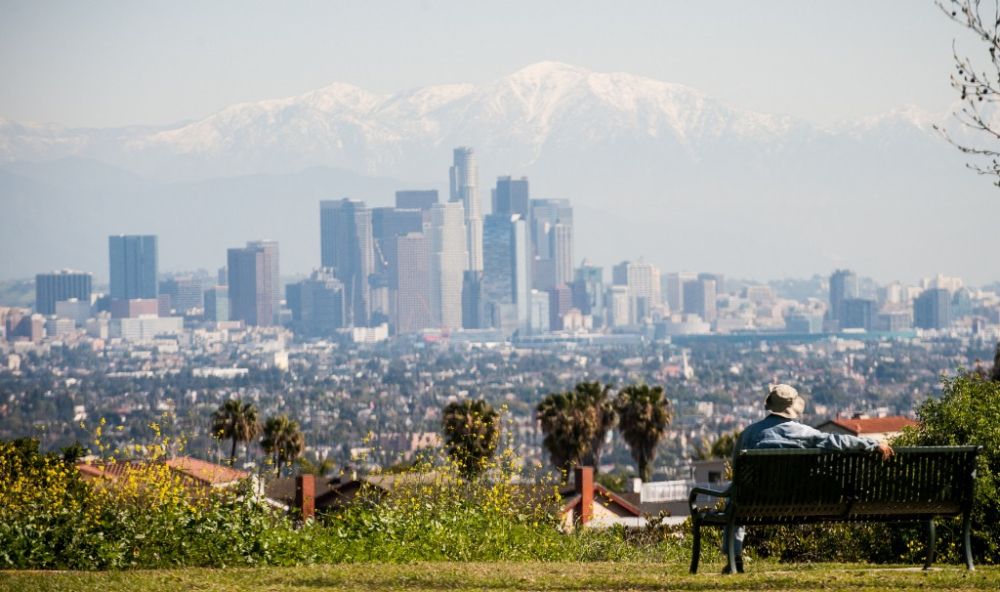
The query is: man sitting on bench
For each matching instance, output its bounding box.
[723,384,895,573]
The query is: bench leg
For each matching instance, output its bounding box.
[962,511,975,571]
[923,519,936,570]
[725,521,738,575]
[689,518,701,574]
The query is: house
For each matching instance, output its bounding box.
[558,466,644,531]
[77,455,261,497]
[815,415,918,442]
[265,473,370,518]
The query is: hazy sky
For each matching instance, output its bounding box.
[0,1,970,128]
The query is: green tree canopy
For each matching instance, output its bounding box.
[895,372,1000,563]
[441,399,500,480]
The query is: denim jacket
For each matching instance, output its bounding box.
[734,414,879,463]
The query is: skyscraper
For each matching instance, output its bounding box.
[829,269,859,324]
[227,241,278,327]
[35,270,92,315]
[204,286,229,322]
[109,235,158,301]
[572,263,605,326]
[683,277,716,323]
[429,202,468,331]
[320,199,374,327]
[461,270,483,329]
[449,148,483,272]
[492,176,530,218]
[482,213,530,334]
[247,240,280,324]
[529,198,573,289]
[394,233,433,334]
[285,269,345,336]
[664,271,697,314]
[914,288,952,329]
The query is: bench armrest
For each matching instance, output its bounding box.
[689,485,732,514]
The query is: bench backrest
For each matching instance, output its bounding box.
[729,446,978,523]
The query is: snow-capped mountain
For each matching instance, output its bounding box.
[2,62,997,284]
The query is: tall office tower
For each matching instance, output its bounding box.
[109,235,158,301]
[482,213,531,334]
[227,243,276,327]
[247,240,280,324]
[552,224,574,286]
[613,260,661,323]
[683,277,717,323]
[664,272,697,314]
[828,269,859,323]
[372,207,424,289]
[285,269,345,336]
[492,176,530,217]
[35,270,92,315]
[572,263,606,325]
[529,290,551,334]
[842,298,876,331]
[461,270,483,329]
[548,284,573,331]
[450,148,484,272]
[913,288,952,329]
[394,233,433,334]
[528,198,574,289]
[429,202,468,331]
[607,285,630,328]
[320,199,374,327]
[158,276,204,315]
[395,189,439,211]
[204,286,229,322]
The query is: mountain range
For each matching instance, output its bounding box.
[1,61,997,284]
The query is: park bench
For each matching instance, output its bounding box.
[688,446,980,574]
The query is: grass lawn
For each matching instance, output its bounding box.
[1,561,997,592]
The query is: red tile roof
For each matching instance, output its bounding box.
[826,416,918,435]
[165,456,249,486]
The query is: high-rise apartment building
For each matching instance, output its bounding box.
[450,148,483,272]
[227,241,278,327]
[286,269,344,336]
[829,269,860,323]
[394,233,433,334]
[683,277,717,323]
[247,240,280,324]
[204,286,229,322]
[35,270,92,315]
[109,235,158,301]
[320,199,374,327]
[913,288,952,330]
[664,271,697,314]
[429,202,468,331]
[158,276,204,315]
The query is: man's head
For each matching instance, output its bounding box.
[765,384,805,419]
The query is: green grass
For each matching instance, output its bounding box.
[2,561,997,591]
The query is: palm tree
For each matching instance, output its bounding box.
[441,399,500,479]
[615,384,673,482]
[211,399,261,466]
[536,389,597,480]
[576,381,617,472]
[261,415,305,476]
